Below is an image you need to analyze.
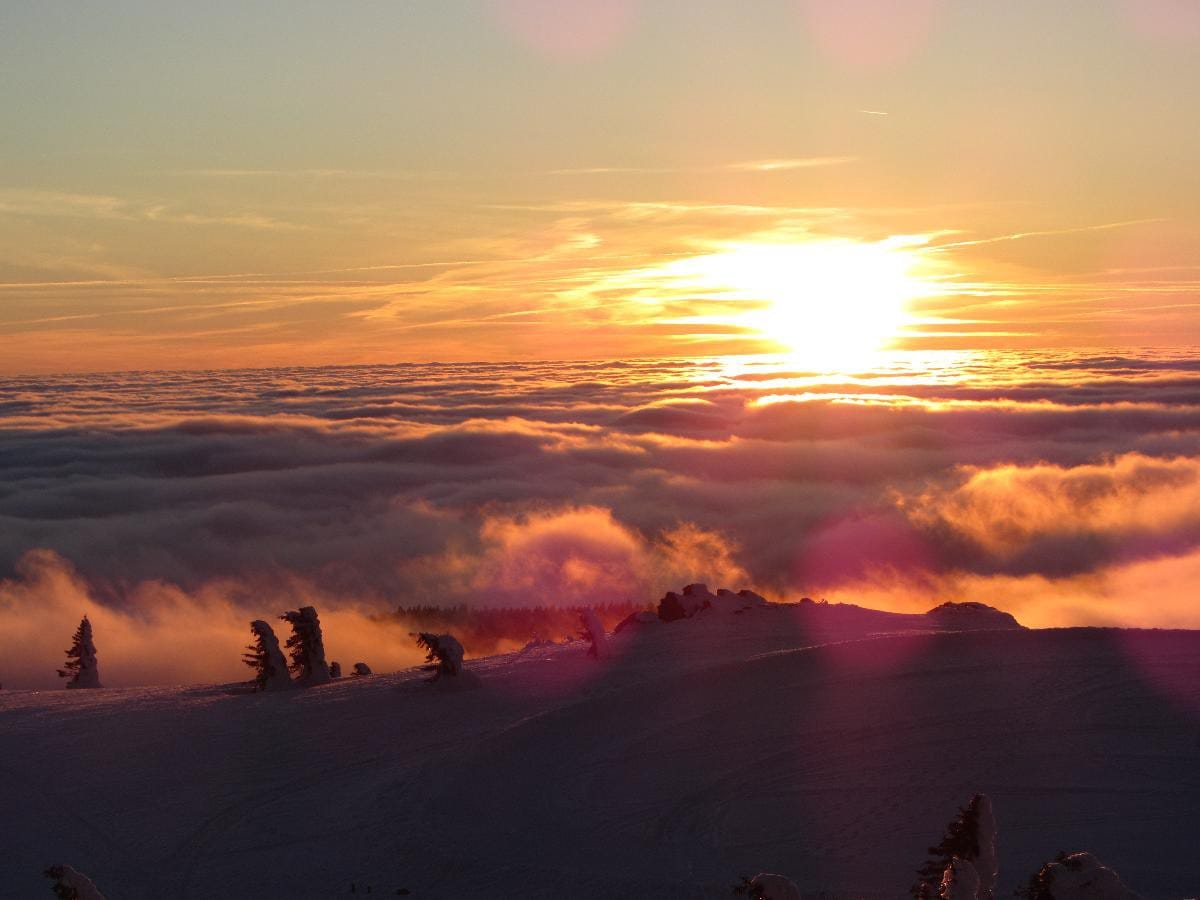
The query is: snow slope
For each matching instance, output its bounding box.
[1,608,1197,899]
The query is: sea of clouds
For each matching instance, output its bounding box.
[3,350,1200,686]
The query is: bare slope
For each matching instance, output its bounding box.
[1,611,1197,899]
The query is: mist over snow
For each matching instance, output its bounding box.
[4,349,1200,685]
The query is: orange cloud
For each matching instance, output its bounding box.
[822,547,1200,630]
[399,505,750,608]
[905,453,1200,556]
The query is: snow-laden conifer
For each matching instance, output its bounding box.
[940,857,982,899]
[578,608,609,659]
[329,661,343,679]
[352,662,373,676]
[279,605,331,686]
[416,632,464,680]
[1019,852,1143,900]
[44,864,107,900]
[972,794,997,897]
[912,793,995,899]
[243,619,293,691]
[56,616,101,689]
[734,873,802,900]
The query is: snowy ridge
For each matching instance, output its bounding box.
[1,610,1197,899]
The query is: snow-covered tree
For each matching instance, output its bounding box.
[243,620,293,691]
[734,873,802,900]
[279,605,331,687]
[329,661,343,679]
[972,794,997,896]
[578,608,609,659]
[1019,852,1143,900]
[56,616,101,689]
[940,858,981,900]
[353,662,373,676]
[912,794,995,899]
[416,632,464,680]
[44,865,107,900]
[657,583,714,621]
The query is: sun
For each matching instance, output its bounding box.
[659,236,936,368]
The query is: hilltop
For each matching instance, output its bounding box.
[1,597,1196,899]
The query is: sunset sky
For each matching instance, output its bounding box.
[3,0,1199,373]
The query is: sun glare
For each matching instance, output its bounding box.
[661,237,937,368]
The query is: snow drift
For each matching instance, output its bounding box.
[1,618,1195,898]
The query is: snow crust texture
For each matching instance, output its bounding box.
[2,614,1196,899]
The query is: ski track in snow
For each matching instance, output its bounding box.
[2,611,1199,899]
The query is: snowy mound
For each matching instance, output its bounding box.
[657,583,769,620]
[923,601,1024,630]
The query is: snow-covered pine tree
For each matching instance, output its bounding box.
[415,632,464,680]
[44,865,107,900]
[279,605,331,687]
[912,794,994,899]
[329,661,343,679]
[972,794,997,897]
[56,616,101,689]
[1018,852,1143,900]
[243,620,293,691]
[578,608,609,659]
[352,662,372,676]
[940,857,982,900]
[733,873,802,900]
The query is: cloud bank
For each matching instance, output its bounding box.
[3,350,1200,685]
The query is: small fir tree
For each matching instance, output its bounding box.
[733,876,767,898]
[415,632,464,680]
[1017,852,1071,900]
[243,620,293,691]
[940,857,982,900]
[44,865,107,900]
[44,866,80,900]
[732,874,802,900]
[279,605,331,687]
[56,616,101,689]
[1016,851,1140,900]
[578,608,609,659]
[912,794,989,898]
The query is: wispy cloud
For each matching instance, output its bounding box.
[171,167,457,180]
[0,188,308,232]
[725,156,858,172]
[547,166,680,176]
[929,217,1168,251]
[550,156,856,176]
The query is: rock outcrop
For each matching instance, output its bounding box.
[657,584,768,621]
[924,601,1023,631]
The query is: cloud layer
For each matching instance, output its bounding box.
[3,350,1200,685]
